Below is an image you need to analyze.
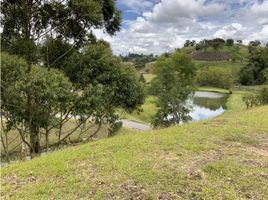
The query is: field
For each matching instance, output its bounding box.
[1,102,267,199]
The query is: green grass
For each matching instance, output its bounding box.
[142,73,155,83]
[119,96,157,124]
[2,104,268,199]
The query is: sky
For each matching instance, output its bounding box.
[95,0,268,55]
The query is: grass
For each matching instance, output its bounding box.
[142,73,156,83]
[1,103,268,199]
[119,96,157,124]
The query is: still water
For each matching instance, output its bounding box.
[189,91,229,121]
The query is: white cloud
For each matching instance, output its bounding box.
[94,0,268,55]
[143,0,224,23]
[251,1,268,25]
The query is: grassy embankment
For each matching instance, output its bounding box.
[1,91,268,199]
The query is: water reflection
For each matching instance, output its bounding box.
[189,91,229,122]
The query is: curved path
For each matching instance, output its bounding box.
[120,119,152,131]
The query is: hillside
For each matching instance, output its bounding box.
[2,104,268,199]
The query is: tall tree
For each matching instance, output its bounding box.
[151,53,196,127]
[1,0,121,64]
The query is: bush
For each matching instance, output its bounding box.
[196,67,233,89]
[243,86,268,108]
[242,93,260,108]
[259,86,268,105]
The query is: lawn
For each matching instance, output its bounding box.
[1,104,267,199]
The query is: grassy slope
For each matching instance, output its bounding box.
[2,95,268,199]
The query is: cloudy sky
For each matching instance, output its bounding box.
[96,0,268,55]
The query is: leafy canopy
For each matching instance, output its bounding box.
[151,53,196,127]
[1,0,121,64]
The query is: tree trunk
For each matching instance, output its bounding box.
[45,129,49,152]
[29,124,41,155]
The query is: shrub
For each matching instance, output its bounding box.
[243,85,268,108]
[259,86,268,105]
[242,93,260,108]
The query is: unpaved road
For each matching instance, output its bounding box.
[120,119,152,131]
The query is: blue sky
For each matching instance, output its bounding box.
[95,0,268,55]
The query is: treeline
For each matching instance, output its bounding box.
[120,53,157,70]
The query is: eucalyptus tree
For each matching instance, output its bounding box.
[1,0,121,64]
[65,42,145,132]
[151,53,196,127]
[1,53,75,154]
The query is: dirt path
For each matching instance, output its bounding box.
[120,119,152,131]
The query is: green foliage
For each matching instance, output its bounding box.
[40,37,76,69]
[121,53,157,70]
[258,85,268,105]
[196,67,233,89]
[264,68,268,84]
[65,43,145,110]
[1,53,74,153]
[151,53,196,127]
[242,93,260,108]
[226,39,234,46]
[242,86,268,108]
[1,0,121,64]
[239,47,268,85]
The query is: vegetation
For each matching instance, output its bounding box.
[239,47,268,85]
[151,53,196,127]
[242,86,268,108]
[1,0,121,65]
[0,1,146,159]
[120,53,157,70]
[196,67,233,89]
[1,1,268,199]
[2,104,268,199]
[1,47,145,158]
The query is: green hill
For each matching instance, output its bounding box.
[2,103,268,199]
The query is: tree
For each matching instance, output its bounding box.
[65,42,145,124]
[237,40,243,44]
[184,40,191,47]
[226,39,234,46]
[40,37,76,69]
[210,38,225,51]
[151,53,196,127]
[249,40,261,47]
[239,47,268,85]
[1,53,74,154]
[1,0,121,64]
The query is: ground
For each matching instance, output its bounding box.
[1,92,267,199]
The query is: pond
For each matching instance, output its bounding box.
[189,91,229,122]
